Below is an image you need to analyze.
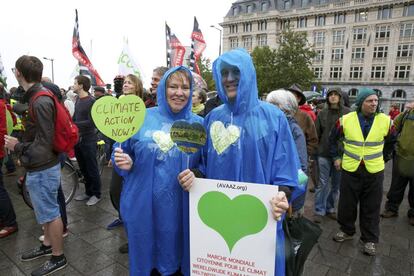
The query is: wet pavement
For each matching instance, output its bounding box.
[0,162,413,275]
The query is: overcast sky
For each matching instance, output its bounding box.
[1,0,234,89]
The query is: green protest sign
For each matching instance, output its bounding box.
[91,95,146,143]
[170,120,206,154]
[6,109,13,135]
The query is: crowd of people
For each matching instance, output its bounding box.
[0,49,413,276]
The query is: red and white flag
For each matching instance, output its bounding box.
[72,9,105,86]
[166,23,186,68]
[189,17,206,74]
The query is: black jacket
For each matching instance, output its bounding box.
[14,83,59,172]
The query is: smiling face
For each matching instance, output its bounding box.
[166,71,190,113]
[122,76,137,95]
[221,64,240,101]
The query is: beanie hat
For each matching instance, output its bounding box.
[355,88,378,111]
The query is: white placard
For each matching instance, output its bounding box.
[190,178,278,276]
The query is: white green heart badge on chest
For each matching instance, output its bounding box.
[152,130,175,153]
[210,121,241,155]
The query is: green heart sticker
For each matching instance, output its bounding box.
[152,130,175,153]
[91,95,146,143]
[210,121,240,155]
[198,191,268,252]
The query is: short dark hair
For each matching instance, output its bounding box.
[15,55,43,83]
[94,86,105,93]
[75,75,91,92]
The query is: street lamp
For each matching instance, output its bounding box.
[43,57,54,83]
[210,25,222,56]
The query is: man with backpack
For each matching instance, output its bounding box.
[382,101,414,226]
[5,55,67,275]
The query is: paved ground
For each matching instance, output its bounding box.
[0,162,413,275]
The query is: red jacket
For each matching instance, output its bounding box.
[299,104,317,121]
[0,100,17,159]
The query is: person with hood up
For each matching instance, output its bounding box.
[313,87,351,223]
[178,48,304,276]
[113,66,202,275]
[329,88,394,256]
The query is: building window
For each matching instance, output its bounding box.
[246,5,253,13]
[348,88,359,97]
[350,66,363,79]
[314,49,324,61]
[331,48,344,60]
[353,27,367,41]
[400,23,414,38]
[258,20,267,31]
[230,38,239,49]
[233,7,239,16]
[334,13,346,24]
[314,31,325,46]
[315,15,326,26]
[371,66,386,79]
[394,65,410,79]
[314,67,323,79]
[392,89,407,98]
[301,0,309,7]
[284,0,291,10]
[352,47,365,59]
[355,10,368,22]
[397,44,414,57]
[257,34,267,46]
[261,2,268,11]
[330,67,342,79]
[297,17,307,28]
[403,4,414,17]
[230,24,238,34]
[243,36,253,50]
[282,19,291,29]
[243,22,252,32]
[332,29,345,45]
[377,6,392,20]
[375,25,390,39]
[373,46,388,58]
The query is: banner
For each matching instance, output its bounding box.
[189,17,206,75]
[165,23,186,68]
[72,9,105,86]
[118,40,143,79]
[190,178,278,276]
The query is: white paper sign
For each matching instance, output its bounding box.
[190,178,278,276]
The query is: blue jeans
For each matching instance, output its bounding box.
[26,163,61,224]
[314,156,341,215]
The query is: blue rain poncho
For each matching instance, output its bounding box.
[114,66,202,275]
[202,48,303,276]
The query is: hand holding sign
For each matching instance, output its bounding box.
[91,95,146,143]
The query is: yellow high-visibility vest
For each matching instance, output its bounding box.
[341,112,390,173]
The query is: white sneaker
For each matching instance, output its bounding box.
[86,196,101,206]
[74,194,90,201]
[39,230,69,242]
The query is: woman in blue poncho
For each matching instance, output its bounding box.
[113,66,202,275]
[179,49,304,276]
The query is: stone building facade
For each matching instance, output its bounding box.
[221,0,414,112]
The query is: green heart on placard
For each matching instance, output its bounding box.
[210,121,240,155]
[6,109,13,135]
[198,191,268,252]
[152,130,175,153]
[91,95,146,143]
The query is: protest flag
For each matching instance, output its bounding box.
[165,22,186,68]
[118,39,144,79]
[189,17,206,74]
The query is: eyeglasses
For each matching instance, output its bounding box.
[11,68,16,73]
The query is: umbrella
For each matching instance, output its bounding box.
[303,91,322,101]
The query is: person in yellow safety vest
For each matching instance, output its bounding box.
[328,88,395,257]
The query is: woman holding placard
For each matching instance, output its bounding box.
[113,66,202,275]
[178,49,304,276]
